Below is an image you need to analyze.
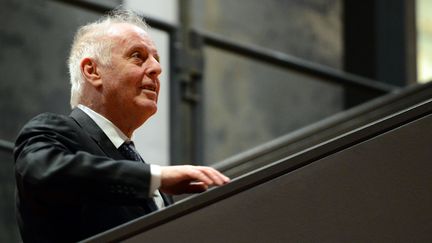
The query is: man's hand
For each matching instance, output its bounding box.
[159,165,230,195]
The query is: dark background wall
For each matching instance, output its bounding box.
[0,0,102,141]
[0,151,18,242]
[0,0,103,241]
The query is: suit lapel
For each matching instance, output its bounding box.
[70,108,124,160]
[70,108,163,211]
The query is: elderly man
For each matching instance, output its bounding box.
[14,10,229,242]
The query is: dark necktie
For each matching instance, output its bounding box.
[118,141,158,212]
[118,141,143,162]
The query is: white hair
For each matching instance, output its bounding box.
[68,9,149,108]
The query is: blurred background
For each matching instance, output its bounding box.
[0,0,431,241]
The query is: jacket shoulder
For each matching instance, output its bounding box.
[14,112,83,147]
[20,112,78,133]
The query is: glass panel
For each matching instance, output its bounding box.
[191,0,342,69]
[417,0,432,83]
[125,0,178,24]
[203,47,344,163]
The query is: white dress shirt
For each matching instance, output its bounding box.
[77,104,164,208]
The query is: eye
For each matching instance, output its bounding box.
[153,53,160,63]
[130,51,148,65]
[131,52,143,59]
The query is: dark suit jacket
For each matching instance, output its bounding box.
[14,109,169,242]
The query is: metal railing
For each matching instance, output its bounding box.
[0,140,13,153]
[200,30,396,93]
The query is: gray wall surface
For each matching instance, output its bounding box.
[190,0,344,163]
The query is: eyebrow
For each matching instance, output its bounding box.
[154,53,160,62]
[128,44,160,62]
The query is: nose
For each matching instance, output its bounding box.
[146,56,162,79]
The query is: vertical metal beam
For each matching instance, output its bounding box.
[375,0,417,85]
[343,0,417,86]
[171,0,204,164]
[343,0,377,80]
[169,28,183,165]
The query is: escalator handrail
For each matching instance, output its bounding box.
[83,98,432,243]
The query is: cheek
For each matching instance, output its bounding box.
[125,69,145,87]
[114,73,141,92]
[103,66,145,99]
[156,79,161,94]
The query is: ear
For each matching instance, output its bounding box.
[81,57,102,87]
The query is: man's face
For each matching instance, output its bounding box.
[98,23,161,124]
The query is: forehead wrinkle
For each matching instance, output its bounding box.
[106,22,147,36]
[106,23,148,44]
[104,23,159,60]
[127,38,159,57]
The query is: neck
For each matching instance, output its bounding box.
[99,109,140,138]
[81,102,141,138]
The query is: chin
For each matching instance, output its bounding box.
[136,101,158,117]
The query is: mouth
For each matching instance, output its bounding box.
[141,84,157,92]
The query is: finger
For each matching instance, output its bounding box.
[198,167,226,186]
[219,171,230,183]
[188,167,213,185]
[200,167,231,185]
[206,167,230,183]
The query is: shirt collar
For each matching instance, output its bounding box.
[77,104,130,149]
